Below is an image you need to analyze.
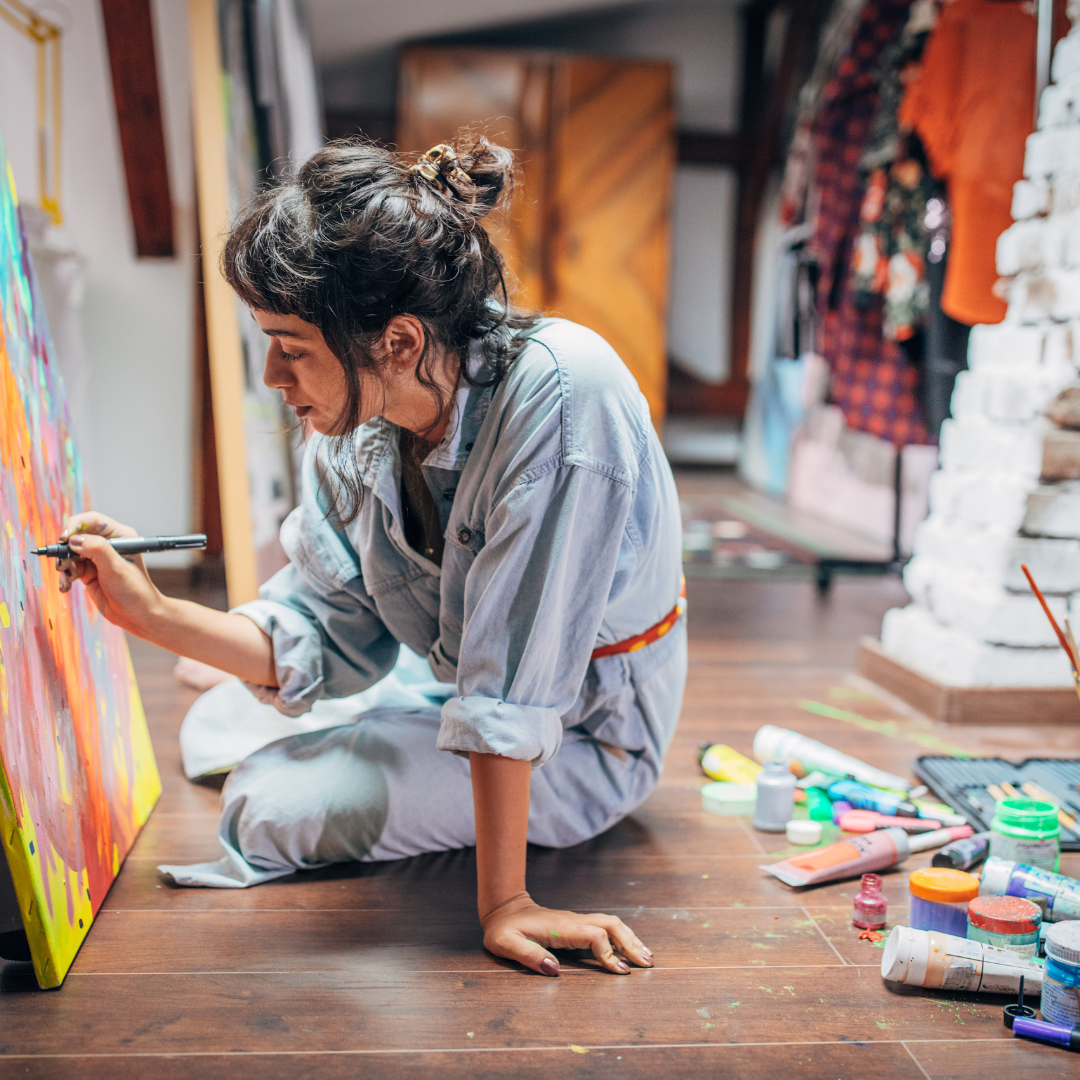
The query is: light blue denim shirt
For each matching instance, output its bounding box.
[234,319,685,767]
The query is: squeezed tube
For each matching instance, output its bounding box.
[880,925,1043,995]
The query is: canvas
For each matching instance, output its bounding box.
[0,126,160,989]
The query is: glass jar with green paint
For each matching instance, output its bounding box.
[989,798,1060,872]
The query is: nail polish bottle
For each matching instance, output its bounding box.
[853,873,888,930]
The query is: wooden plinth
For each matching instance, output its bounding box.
[857,637,1080,726]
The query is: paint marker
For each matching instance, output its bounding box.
[1013,1017,1080,1050]
[933,831,991,871]
[881,925,1043,995]
[838,809,942,834]
[827,780,921,818]
[31,534,207,560]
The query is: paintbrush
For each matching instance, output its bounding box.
[1020,564,1080,704]
[1020,780,1079,830]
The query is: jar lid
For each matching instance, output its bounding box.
[1045,920,1080,966]
[992,798,1059,833]
[909,867,980,903]
[786,819,823,845]
[967,894,1042,934]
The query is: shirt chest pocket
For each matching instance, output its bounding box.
[439,521,485,640]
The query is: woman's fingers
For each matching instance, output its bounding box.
[578,924,631,974]
[589,913,653,968]
[60,511,137,541]
[484,926,561,977]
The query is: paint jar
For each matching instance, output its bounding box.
[1042,922,1080,1026]
[989,799,1060,872]
[752,759,796,833]
[881,925,1043,995]
[966,895,1042,957]
[853,873,887,930]
[908,868,979,937]
[979,857,1080,922]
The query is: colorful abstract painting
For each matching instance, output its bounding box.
[0,127,160,988]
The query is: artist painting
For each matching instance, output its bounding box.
[59,137,686,977]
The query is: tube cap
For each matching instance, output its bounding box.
[1045,921,1080,966]
[786,819,823,845]
[968,895,1042,934]
[979,856,1015,897]
[909,867,980,903]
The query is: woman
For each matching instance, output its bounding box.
[60,137,686,978]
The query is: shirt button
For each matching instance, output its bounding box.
[444,489,456,500]
[457,527,472,545]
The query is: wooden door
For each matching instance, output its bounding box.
[397,47,551,309]
[397,46,673,424]
[549,58,674,422]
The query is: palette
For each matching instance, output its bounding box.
[0,129,160,987]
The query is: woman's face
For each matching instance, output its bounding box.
[253,310,355,435]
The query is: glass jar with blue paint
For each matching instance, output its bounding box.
[1042,921,1080,1027]
[908,867,979,937]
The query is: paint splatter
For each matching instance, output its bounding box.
[569,1045,588,1054]
[798,700,972,757]
[0,132,160,989]
[859,929,883,943]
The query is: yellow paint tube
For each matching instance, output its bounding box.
[697,743,762,785]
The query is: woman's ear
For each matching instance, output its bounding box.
[382,315,426,371]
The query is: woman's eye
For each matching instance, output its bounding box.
[281,350,303,362]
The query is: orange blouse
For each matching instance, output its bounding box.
[899,0,1064,326]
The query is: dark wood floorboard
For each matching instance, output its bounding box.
[5,558,1080,1078]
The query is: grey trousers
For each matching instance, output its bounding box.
[158,630,685,889]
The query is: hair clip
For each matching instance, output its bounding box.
[411,144,471,191]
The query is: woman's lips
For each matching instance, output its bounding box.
[292,405,312,417]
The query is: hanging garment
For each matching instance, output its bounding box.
[898,0,1068,326]
[808,0,926,445]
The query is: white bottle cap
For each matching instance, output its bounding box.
[881,925,928,985]
[979,856,1015,897]
[785,819,823,845]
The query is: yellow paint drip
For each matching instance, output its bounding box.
[0,602,9,629]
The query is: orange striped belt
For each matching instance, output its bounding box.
[591,577,687,660]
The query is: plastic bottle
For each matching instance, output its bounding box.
[989,798,1060,872]
[752,759,796,833]
[1041,922,1080,1026]
[853,873,887,930]
[979,857,1080,922]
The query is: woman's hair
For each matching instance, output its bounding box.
[222,132,538,523]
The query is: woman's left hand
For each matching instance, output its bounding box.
[481,893,653,976]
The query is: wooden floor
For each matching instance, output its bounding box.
[3,558,1080,1076]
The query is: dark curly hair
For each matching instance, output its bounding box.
[222,132,538,523]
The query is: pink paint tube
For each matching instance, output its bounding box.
[761,825,974,887]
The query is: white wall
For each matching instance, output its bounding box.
[0,0,195,564]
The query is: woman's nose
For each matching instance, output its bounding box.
[263,345,292,390]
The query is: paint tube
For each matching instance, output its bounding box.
[752,725,911,793]
[838,809,942,833]
[761,825,974,888]
[980,857,1080,922]
[932,832,991,871]
[761,827,911,887]
[697,743,761,785]
[880,925,1043,996]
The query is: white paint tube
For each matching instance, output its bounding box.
[753,725,911,793]
[880,925,1044,995]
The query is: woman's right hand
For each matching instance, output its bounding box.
[57,512,163,636]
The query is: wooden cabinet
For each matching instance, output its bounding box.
[398,46,674,423]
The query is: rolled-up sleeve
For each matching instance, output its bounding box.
[233,564,399,717]
[437,462,634,765]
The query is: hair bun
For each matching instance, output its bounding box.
[410,133,513,220]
